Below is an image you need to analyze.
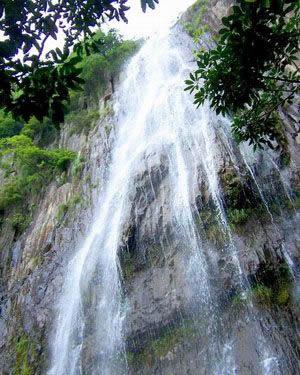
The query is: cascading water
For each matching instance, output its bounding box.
[48,4,299,375]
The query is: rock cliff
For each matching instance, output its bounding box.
[0,1,299,374]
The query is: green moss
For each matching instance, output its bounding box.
[195,209,227,247]
[120,244,164,280]
[152,332,179,358]
[56,194,83,223]
[292,188,300,209]
[250,282,292,308]
[232,292,246,307]
[251,261,292,308]
[32,254,43,268]
[127,323,195,367]
[104,124,112,137]
[71,155,85,180]
[221,171,251,209]
[233,282,292,309]
[152,327,187,358]
[13,333,38,375]
[126,349,152,368]
[230,260,293,309]
[147,245,163,265]
[228,208,252,227]
[276,284,291,306]
[252,284,273,306]
[56,203,69,223]
[227,193,300,230]
[221,166,300,233]
[121,251,135,280]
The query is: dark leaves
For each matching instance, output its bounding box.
[186,0,300,153]
[0,0,158,124]
[141,0,159,12]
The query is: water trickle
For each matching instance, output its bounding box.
[240,147,275,222]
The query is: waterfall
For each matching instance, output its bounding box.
[48,7,299,375]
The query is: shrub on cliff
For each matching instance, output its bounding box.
[0,135,75,212]
[68,30,140,110]
[0,111,23,139]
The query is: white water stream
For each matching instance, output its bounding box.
[48,4,298,374]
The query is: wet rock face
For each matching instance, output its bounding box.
[0,113,113,374]
[115,98,300,374]
[121,191,300,374]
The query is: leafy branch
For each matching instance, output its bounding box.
[186,0,300,157]
[0,0,159,124]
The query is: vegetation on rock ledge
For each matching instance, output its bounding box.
[0,133,75,233]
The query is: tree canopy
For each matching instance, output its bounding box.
[0,0,158,124]
[186,0,299,158]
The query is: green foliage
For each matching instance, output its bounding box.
[0,1,156,124]
[186,0,300,154]
[52,149,76,171]
[69,30,140,110]
[21,117,42,139]
[276,284,290,306]
[0,110,57,147]
[0,110,23,139]
[0,178,25,210]
[0,135,75,217]
[7,213,30,234]
[0,135,75,176]
[65,109,100,135]
[21,116,57,146]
